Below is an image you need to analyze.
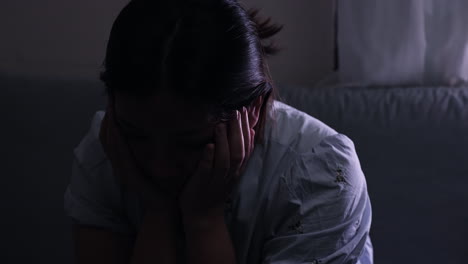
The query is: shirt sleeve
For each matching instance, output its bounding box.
[261,133,373,264]
[63,111,133,235]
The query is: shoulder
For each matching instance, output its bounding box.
[260,127,372,262]
[260,101,364,189]
[65,110,132,233]
[287,133,366,195]
[73,110,108,172]
[265,100,338,155]
[68,110,120,207]
[261,101,369,233]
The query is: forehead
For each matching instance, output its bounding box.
[113,91,214,133]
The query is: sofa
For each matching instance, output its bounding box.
[278,84,468,264]
[2,73,467,263]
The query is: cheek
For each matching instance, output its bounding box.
[180,151,202,173]
[127,141,156,163]
[169,149,200,173]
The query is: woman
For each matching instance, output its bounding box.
[64,0,374,263]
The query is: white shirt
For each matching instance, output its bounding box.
[64,100,374,264]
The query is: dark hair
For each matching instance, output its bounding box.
[99,0,283,144]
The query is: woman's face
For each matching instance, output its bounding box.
[113,90,217,183]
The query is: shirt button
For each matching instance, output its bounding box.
[311,260,319,264]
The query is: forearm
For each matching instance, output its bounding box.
[183,212,237,264]
[131,208,182,264]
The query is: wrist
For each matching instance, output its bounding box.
[144,202,180,218]
[140,191,179,214]
[182,207,225,231]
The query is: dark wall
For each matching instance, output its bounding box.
[0,0,335,86]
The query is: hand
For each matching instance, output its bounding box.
[179,107,256,220]
[99,99,178,212]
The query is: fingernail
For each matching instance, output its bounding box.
[236,110,240,120]
[243,106,247,114]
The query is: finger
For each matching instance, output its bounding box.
[107,99,118,125]
[106,103,125,150]
[192,143,215,184]
[250,128,256,154]
[108,94,115,108]
[214,122,230,180]
[105,108,129,185]
[107,105,141,187]
[241,106,251,161]
[102,102,165,202]
[185,143,215,200]
[239,127,256,177]
[228,110,244,175]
